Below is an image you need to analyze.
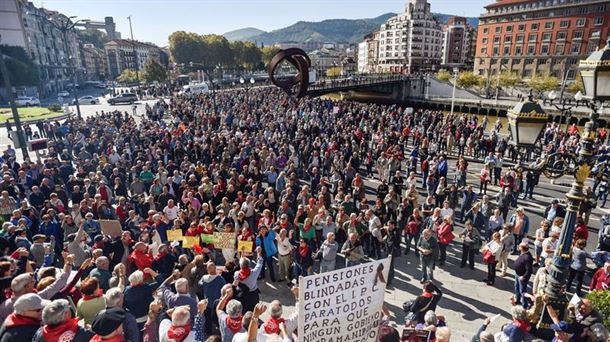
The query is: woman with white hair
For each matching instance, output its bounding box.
[32,299,93,342]
[124,268,164,329]
[104,287,139,342]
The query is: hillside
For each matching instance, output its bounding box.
[223,12,478,45]
[223,27,267,42]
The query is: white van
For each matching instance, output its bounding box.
[180,83,209,95]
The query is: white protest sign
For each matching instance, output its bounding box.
[298,257,391,342]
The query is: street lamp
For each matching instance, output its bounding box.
[507,90,548,149]
[449,67,459,116]
[527,38,610,337]
[546,90,575,134]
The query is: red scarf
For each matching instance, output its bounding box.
[4,313,40,328]
[237,267,251,281]
[167,323,192,342]
[82,288,103,301]
[303,223,312,232]
[513,319,531,333]
[298,245,309,258]
[263,317,285,334]
[421,290,433,298]
[226,315,243,334]
[42,318,79,342]
[91,335,125,342]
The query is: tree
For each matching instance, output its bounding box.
[499,71,520,89]
[116,69,139,84]
[326,67,341,78]
[456,71,485,89]
[168,31,206,65]
[567,77,584,94]
[143,60,168,83]
[0,45,39,86]
[527,74,559,94]
[435,69,451,82]
[231,41,262,70]
[200,34,234,68]
[261,46,280,66]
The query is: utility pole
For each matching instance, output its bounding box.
[0,41,29,159]
[127,16,141,95]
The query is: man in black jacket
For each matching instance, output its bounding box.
[0,293,48,342]
[513,243,534,306]
[386,220,402,286]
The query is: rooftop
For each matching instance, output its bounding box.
[485,0,535,9]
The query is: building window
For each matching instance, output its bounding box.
[483,27,489,34]
[495,26,502,33]
[572,31,583,39]
[542,33,551,41]
[504,36,512,43]
[525,59,533,65]
[482,38,488,44]
[515,46,522,55]
[594,17,604,26]
[555,44,564,55]
[493,47,499,55]
[531,23,539,31]
[506,25,513,32]
[541,45,549,54]
[524,69,532,77]
[516,35,524,43]
[559,20,569,28]
[527,45,535,55]
[528,33,537,42]
[557,31,566,40]
[591,30,601,39]
[571,43,581,54]
[518,24,525,31]
[494,36,501,43]
[576,18,586,27]
[481,47,487,54]
[544,22,553,29]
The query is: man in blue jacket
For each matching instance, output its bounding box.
[256,225,277,282]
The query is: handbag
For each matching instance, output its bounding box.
[482,249,496,264]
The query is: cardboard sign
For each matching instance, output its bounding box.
[237,240,253,253]
[200,233,217,245]
[214,232,236,249]
[100,220,122,238]
[298,257,390,342]
[182,236,200,248]
[167,230,183,242]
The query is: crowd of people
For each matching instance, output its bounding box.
[0,85,607,342]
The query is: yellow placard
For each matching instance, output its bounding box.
[237,240,253,253]
[214,232,236,249]
[167,229,183,241]
[182,236,200,248]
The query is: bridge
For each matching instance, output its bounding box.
[305,75,608,129]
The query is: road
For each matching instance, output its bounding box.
[1,92,606,340]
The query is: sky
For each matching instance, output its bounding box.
[35,0,490,46]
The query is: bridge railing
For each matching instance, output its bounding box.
[308,74,409,91]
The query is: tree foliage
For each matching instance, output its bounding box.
[436,70,451,82]
[527,74,559,94]
[587,290,610,329]
[143,59,167,83]
[567,77,584,94]
[116,69,139,84]
[499,71,521,89]
[0,45,39,86]
[261,46,280,66]
[231,41,262,71]
[457,71,484,89]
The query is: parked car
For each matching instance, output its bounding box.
[58,91,70,98]
[72,96,100,105]
[107,93,137,105]
[14,96,40,107]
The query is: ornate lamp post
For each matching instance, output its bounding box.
[523,38,610,336]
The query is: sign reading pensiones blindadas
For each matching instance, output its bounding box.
[298,257,391,342]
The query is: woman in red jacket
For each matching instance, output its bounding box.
[437,216,455,266]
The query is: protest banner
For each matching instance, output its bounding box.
[213,232,235,249]
[100,220,122,238]
[237,240,253,253]
[167,230,183,242]
[200,233,217,245]
[298,257,390,342]
[182,236,200,248]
